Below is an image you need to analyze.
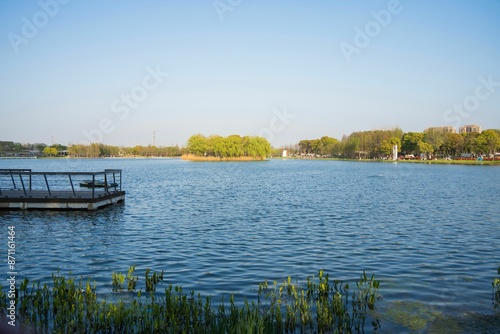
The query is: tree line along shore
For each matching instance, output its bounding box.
[1,127,500,161]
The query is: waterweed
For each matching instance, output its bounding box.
[111,272,125,292]
[126,265,138,292]
[0,268,380,333]
[257,269,381,333]
[145,268,164,293]
[493,266,500,309]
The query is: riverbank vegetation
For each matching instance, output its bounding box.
[185,134,271,160]
[281,128,500,160]
[0,141,185,158]
[0,268,379,333]
[67,143,185,158]
[3,127,499,161]
[181,154,269,162]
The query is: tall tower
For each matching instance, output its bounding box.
[153,129,156,147]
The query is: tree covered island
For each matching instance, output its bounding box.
[182,134,271,161]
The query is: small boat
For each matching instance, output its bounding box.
[79,180,118,188]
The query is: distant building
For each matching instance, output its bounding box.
[282,150,287,157]
[459,124,481,134]
[423,126,457,133]
[0,141,14,149]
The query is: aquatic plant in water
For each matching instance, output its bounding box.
[111,271,125,292]
[494,266,500,309]
[382,300,441,332]
[0,268,380,333]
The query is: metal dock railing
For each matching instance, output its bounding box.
[0,169,126,210]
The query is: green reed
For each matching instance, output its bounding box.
[1,268,380,333]
[494,266,500,309]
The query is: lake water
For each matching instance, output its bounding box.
[1,158,499,332]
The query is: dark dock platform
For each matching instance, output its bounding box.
[0,169,125,210]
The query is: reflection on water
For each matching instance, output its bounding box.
[1,158,499,331]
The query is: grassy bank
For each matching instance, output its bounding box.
[394,159,500,165]
[0,269,379,333]
[181,154,267,162]
[275,156,500,166]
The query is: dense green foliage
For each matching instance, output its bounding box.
[298,136,339,156]
[341,129,404,158]
[294,129,403,158]
[68,143,184,158]
[0,269,380,333]
[419,129,500,157]
[0,141,184,158]
[4,127,500,159]
[187,134,271,158]
[0,142,67,157]
[287,128,500,159]
[42,147,58,157]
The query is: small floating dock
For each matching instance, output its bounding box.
[0,169,125,211]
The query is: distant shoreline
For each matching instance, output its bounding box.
[275,156,500,165]
[4,156,498,165]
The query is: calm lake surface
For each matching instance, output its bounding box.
[1,158,499,331]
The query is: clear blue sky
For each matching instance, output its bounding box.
[1,0,499,147]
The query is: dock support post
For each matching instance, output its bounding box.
[112,172,117,190]
[43,174,51,196]
[10,173,16,189]
[19,174,27,196]
[69,175,75,196]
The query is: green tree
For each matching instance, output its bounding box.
[206,135,223,157]
[242,136,260,158]
[462,132,480,153]
[33,143,47,153]
[298,140,310,154]
[344,136,360,157]
[336,128,402,158]
[186,134,270,158]
[387,137,401,148]
[225,135,244,157]
[43,147,58,156]
[68,144,85,157]
[376,140,393,157]
[51,143,67,151]
[376,138,400,157]
[423,130,446,155]
[187,134,208,156]
[401,132,424,154]
[319,136,338,156]
[88,143,100,157]
[417,141,434,155]
[441,133,464,156]
[309,139,321,155]
[476,129,500,155]
[252,136,271,158]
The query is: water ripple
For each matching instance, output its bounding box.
[1,159,499,328]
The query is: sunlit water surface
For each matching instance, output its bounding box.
[1,158,499,332]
